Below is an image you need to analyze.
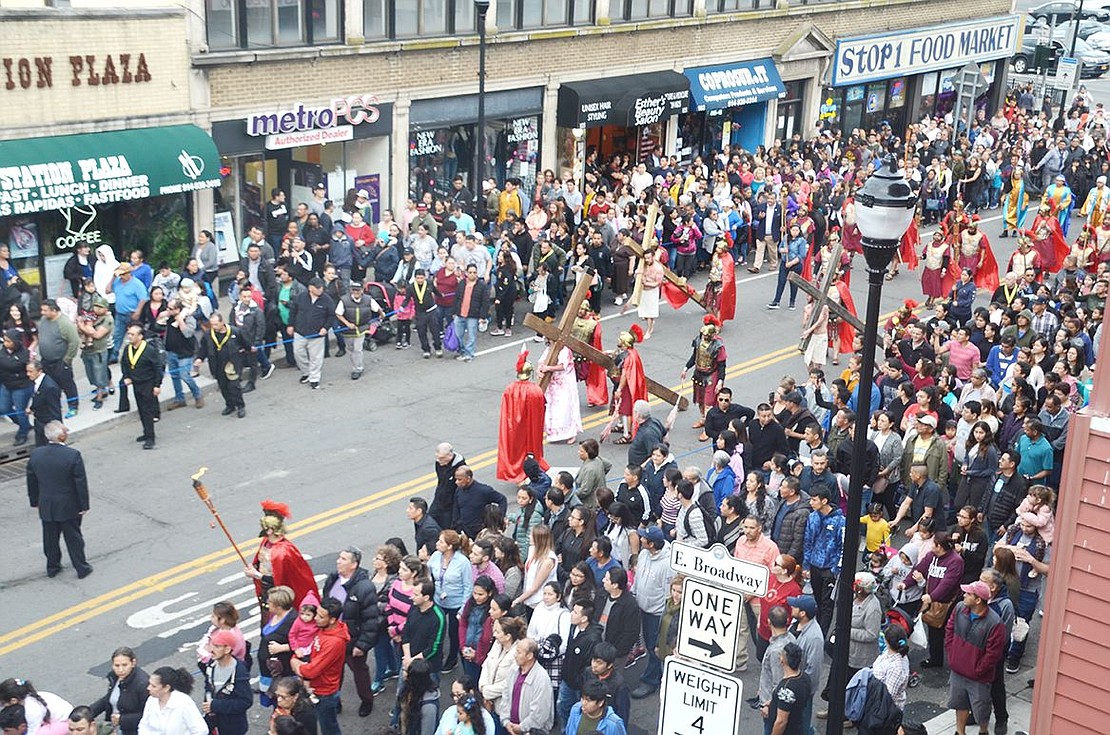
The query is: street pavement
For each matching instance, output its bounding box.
[0,206,1045,735]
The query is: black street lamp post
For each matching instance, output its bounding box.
[825,154,917,733]
[474,0,490,221]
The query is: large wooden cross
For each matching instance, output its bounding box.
[788,266,865,353]
[523,294,689,410]
[794,240,846,353]
[626,203,707,309]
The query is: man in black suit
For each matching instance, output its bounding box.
[120,324,164,449]
[27,359,62,447]
[27,420,92,578]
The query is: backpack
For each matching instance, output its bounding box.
[682,500,716,548]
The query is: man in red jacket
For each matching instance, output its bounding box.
[944,581,1008,735]
[292,597,349,735]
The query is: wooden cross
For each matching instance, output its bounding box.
[534,274,595,392]
[626,203,707,309]
[523,307,689,410]
[795,239,847,353]
[788,252,865,352]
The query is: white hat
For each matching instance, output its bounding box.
[357,189,369,199]
[1099,176,1107,184]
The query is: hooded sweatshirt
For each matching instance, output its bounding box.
[883,543,923,605]
[288,592,321,654]
[297,620,349,696]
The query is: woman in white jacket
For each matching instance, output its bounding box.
[526,582,572,700]
[478,617,526,713]
[137,667,207,735]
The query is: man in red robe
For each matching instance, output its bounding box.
[245,500,318,611]
[496,350,549,482]
[612,324,648,444]
[1028,202,1070,272]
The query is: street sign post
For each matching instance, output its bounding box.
[658,657,742,735]
[676,578,743,670]
[669,541,770,597]
[1056,56,1079,90]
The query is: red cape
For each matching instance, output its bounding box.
[719,252,737,324]
[662,280,698,309]
[497,379,549,482]
[899,220,920,271]
[974,233,1000,292]
[1030,214,1070,271]
[621,347,649,437]
[253,537,317,608]
[586,324,609,407]
[835,281,858,355]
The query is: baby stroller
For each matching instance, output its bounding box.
[881,606,922,688]
[363,281,398,348]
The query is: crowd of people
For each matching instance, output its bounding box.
[10,77,1109,735]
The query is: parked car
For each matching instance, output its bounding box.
[1087,28,1110,49]
[1029,1,1110,24]
[1012,33,1110,76]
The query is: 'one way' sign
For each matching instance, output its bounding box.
[676,577,743,671]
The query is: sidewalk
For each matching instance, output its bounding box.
[0,362,219,450]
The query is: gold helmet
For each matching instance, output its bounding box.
[516,349,534,380]
[260,500,291,536]
[618,323,644,348]
[701,314,721,338]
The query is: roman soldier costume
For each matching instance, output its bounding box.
[570,301,608,407]
[251,501,317,612]
[686,316,727,425]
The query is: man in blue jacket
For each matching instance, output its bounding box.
[803,487,844,635]
[452,465,506,538]
[565,679,627,735]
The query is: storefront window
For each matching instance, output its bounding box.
[936,68,959,120]
[776,79,806,143]
[889,79,906,109]
[409,117,540,204]
[919,72,939,118]
[842,85,865,132]
[0,194,191,301]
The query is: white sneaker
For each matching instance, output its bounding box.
[614,296,625,306]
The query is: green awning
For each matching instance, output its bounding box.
[0,124,221,216]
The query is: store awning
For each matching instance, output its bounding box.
[557,71,690,129]
[685,59,786,112]
[0,124,222,215]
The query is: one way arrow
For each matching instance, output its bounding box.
[687,637,725,658]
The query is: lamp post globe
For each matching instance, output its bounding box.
[853,153,918,272]
[824,152,917,734]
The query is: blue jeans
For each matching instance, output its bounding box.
[316,692,340,735]
[0,384,31,438]
[108,317,130,362]
[640,610,663,687]
[165,352,201,402]
[1007,588,1040,663]
[373,637,399,682]
[81,351,109,392]
[453,316,478,358]
[556,681,579,725]
[771,263,801,306]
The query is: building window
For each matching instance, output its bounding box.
[365,0,387,38]
[706,0,760,11]
[517,0,585,27]
[611,0,692,20]
[207,0,341,48]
